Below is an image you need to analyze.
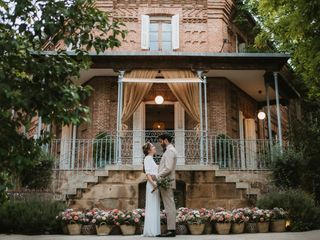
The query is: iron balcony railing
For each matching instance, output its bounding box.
[50,130,276,171]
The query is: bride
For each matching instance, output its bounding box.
[142,142,161,237]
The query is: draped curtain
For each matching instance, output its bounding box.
[162,70,200,124]
[121,70,158,127]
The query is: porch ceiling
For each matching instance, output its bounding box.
[38,51,296,100]
[206,70,276,102]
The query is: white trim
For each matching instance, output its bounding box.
[172,14,179,50]
[122,78,200,83]
[141,15,150,50]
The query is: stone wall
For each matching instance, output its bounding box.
[70,169,252,210]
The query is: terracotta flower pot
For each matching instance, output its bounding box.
[231,222,245,234]
[188,223,205,235]
[96,224,112,235]
[215,223,231,234]
[161,224,167,234]
[258,222,269,233]
[203,222,213,234]
[67,224,82,235]
[120,225,136,235]
[176,224,188,235]
[245,222,258,233]
[81,224,96,235]
[271,220,286,232]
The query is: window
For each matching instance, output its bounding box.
[141,14,179,51]
[149,17,172,51]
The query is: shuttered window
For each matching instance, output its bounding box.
[141,14,179,51]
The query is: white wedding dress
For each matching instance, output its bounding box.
[143,155,161,237]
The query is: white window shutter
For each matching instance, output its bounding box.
[141,15,150,50]
[172,14,179,50]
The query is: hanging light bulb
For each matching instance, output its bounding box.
[155,95,164,104]
[258,111,266,120]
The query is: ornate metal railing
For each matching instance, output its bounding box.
[50,130,276,171]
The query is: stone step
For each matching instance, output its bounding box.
[95,170,109,177]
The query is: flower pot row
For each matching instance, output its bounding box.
[66,224,138,235]
[185,220,286,235]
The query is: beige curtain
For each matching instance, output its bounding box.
[162,70,200,124]
[121,70,158,127]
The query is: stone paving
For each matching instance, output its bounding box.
[1,231,320,240]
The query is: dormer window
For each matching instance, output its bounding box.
[141,14,179,51]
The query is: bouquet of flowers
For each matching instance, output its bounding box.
[151,176,173,193]
[114,210,141,226]
[56,208,85,224]
[271,207,288,220]
[243,207,259,223]
[254,209,271,222]
[92,209,114,226]
[134,208,145,223]
[185,209,207,225]
[231,208,247,224]
[211,211,232,223]
[176,207,189,225]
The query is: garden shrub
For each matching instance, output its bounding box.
[20,152,54,190]
[269,147,303,189]
[257,189,320,231]
[0,198,66,234]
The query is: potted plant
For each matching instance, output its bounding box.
[160,209,167,235]
[176,207,189,235]
[134,208,145,235]
[244,207,258,233]
[231,208,246,234]
[201,208,214,234]
[61,209,84,235]
[255,209,270,233]
[211,211,232,234]
[116,210,141,235]
[270,207,288,232]
[186,209,206,235]
[92,209,114,235]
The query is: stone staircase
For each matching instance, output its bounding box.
[53,165,270,209]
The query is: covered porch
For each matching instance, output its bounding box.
[49,52,298,171]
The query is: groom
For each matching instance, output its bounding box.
[155,133,177,238]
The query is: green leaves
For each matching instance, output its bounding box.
[0,0,126,198]
[248,0,320,99]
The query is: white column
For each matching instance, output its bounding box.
[197,70,204,165]
[265,81,273,147]
[116,70,125,165]
[274,72,283,149]
[203,75,209,164]
[71,125,77,169]
[174,102,185,165]
[239,111,246,169]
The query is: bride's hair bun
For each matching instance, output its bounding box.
[142,142,152,156]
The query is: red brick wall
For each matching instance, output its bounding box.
[93,0,239,53]
[77,77,118,139]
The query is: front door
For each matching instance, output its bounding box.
[132,101,185,165]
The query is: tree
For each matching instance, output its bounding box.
[247,0,320,99]
[0,0,126,201]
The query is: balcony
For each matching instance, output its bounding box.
[50,130,275,171]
